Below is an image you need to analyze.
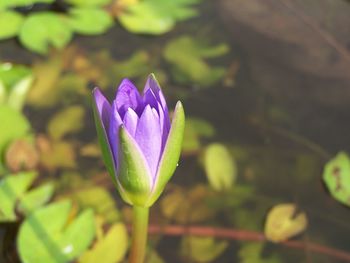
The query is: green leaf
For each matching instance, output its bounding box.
[68,8,113,35]
[17,201,96,263]
[164,36,229,86]
[0,62,32,89]
[203,143,237,191]
[0,171,37,222]
[18,183,54,215]
[148,100,185,206]
[0,105,31,154]
[322,151,350,206]
[65,0,112,7]
[79,223,128,263]
[0,0,54,9]
[239,243,281,263]
[264,203,308,243]
[19,12,72,54]
[118,0,201,34]
[7,75,34,111]
[47,105,85,140]
[180,236,228,262]
[0,11,24,39]
[71,187,121,223]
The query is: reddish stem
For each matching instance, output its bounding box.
[144,224,350,262]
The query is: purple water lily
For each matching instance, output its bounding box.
[93,74,185,206]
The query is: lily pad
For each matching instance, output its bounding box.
[203,143,237,191]
[79,223,128,263]
[164,36,229,86]
[19,12,72,54]
[0,62,31,89]
[65,0,112,7]
[0,11,24,40]
[0,0,54,9]
[47,105,85,140]
[0,105,31,154]
[17,200,96,263]
[68,8,113,35]
[0,171,37,222]
[323,151,350,206]
[264,203,308,243]
[180,236,228,262]
[118,0,201,34]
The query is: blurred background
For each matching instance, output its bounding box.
[1,0,350,262]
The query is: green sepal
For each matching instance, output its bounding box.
[147,101,185,206]
[92,94,117,185]
[118,126,153,206]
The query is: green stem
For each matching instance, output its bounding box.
[129,206,149,263]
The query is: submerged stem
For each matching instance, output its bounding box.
[129,206,149,263]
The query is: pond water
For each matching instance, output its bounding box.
[1,0,350,262]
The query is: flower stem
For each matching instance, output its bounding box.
[129,206,149,263]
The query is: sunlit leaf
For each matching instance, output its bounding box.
[164,36,229,86]
[65,0,112,7]
[161,185,214,223]
[0,11,24,39]
[323,151,350,206]
[19,12,72,54]
[7,75,33,111]
[0,105,31,154]
[0,0,54,9]
[47,105,85,140]
[68,8,113,35]
[118,0,201,34]
[0,62,31,93]
[79,223,128,263]
[18,183,54,215]
[18,200,96,263]
[0,171,37,221]
[238,243,281,263]
[203,143,237,191]
[70,186,121,223]
[264,203,307,243]
[180,236,228,262]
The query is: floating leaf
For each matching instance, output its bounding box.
[65,0,112,7]
[68,8,113,35]
[118,0,201,34]
[47,105,85,140]
[180,236,228,262]
[18,200,96,263]
[0,105,31,154]
[161,185,214,223]
[264,203,307,243]
[0,11,24,39]
[0,171,37,222]
[71,187,121,223]
[238,243,281,263]
[0,62,31,89]
[0,0,54,9]
[322,151,350,206]
[19,12,72,54]
[36,136,77,171]
[79,223,128,263]
[203,143,237,191]
[164,36,229,86]
[18,183,54,215]
[5,138,39,172]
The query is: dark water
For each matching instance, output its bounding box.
[1,0,350,262]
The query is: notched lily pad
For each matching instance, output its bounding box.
[17,200,96,263]
[0,11,24,40]
[164,36,229,87]
[264,203,307,243]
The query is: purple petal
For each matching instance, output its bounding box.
[115,79,143,118]
[134,105,162,178]
[157,102,170,149]
[123,108,139,137]
[143,88,158,110]
[144,74,168,112]
[109,101,123,168]
[93,87,111,131]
